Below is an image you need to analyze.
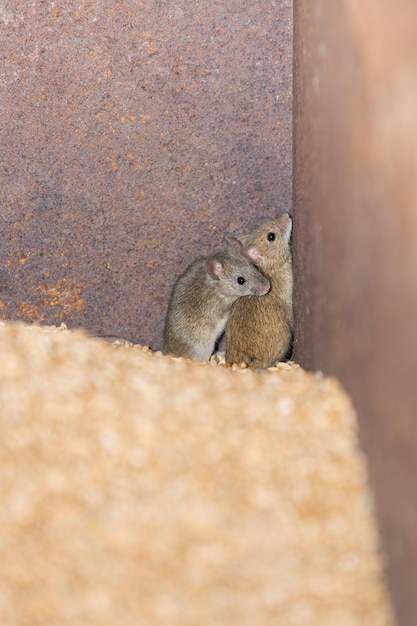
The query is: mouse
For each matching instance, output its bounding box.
[162,240,270,362]
[225,213,293,369]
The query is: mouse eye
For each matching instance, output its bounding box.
[267,232,276,242]
[237,276,245,285]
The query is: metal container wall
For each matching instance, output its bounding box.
[0,1,293,347]
[293,2,417,624]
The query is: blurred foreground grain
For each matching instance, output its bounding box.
[0,322,394,625]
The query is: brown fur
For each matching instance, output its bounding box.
[225,214,293,368]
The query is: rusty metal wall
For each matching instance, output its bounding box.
[293,1,417,624]
[0,0,293,347]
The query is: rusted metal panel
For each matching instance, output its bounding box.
[293,1,417,624]
[0,0,293,347]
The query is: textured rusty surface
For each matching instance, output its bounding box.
[0,0,293,348]
[293,2,417,624]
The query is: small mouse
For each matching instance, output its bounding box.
[225,213,293,369]
[162,241,270,362]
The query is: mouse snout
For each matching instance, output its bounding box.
[278,211,290,222]
[278,213,292,242]
[279,212,292,231]
[252,276,270,296]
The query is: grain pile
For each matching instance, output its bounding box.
[0,322,394,626]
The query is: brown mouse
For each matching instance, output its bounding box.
[162,240,270,362]
[225,213,293,368]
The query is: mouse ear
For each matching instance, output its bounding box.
[241,245,265,264]
[206,257,224,280]
[223,235,242,251]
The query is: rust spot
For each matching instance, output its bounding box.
[18,280,85,324]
